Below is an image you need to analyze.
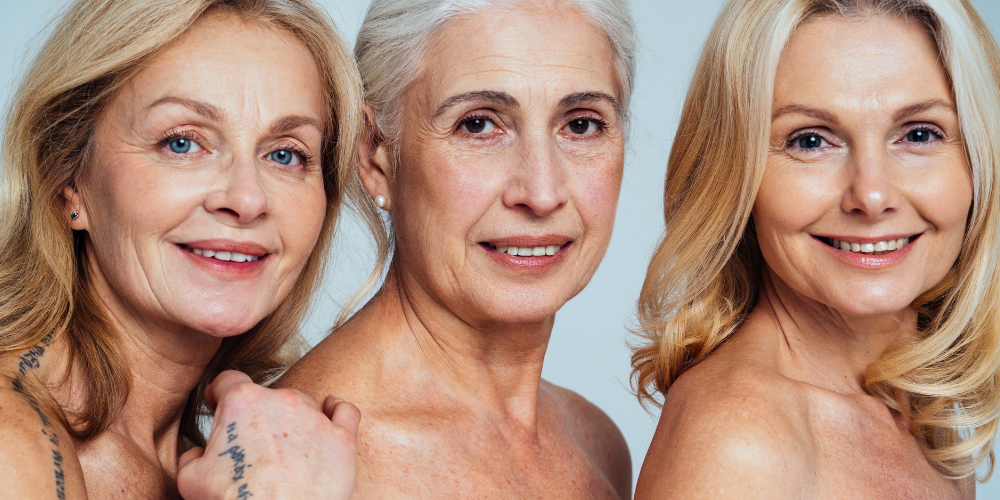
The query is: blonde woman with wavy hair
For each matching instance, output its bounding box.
[632,0,1000,498]
[0,0,365,497]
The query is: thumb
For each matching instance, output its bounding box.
[323,395,361,436]
[177,446,205,472]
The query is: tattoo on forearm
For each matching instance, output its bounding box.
[11,332,66,499]
[218,421,254,499]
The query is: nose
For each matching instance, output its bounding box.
[501,137,569,217]
[841,146,900,219]
[204,153,272,224]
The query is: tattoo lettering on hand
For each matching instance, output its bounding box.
[11,332,65,499]
[218,422,254,499]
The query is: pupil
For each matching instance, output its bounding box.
[909,130,929,142]
[466,119,486,134]
[798,135,821,149]
[169,138,191,154]
[569,119,589,135]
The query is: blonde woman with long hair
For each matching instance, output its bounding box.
[0,0,365,497]
[632,0,1000,498]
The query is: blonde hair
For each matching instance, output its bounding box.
[347,0,636,311]
[0,0,362,444]
[631,0,1000,480]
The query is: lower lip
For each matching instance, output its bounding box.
[483,243,571,273]
[815,235,918,270]
[178,245,267,276]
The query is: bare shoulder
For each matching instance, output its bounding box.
[634,358,817,500]
[541,380,632,498]
[0,378,87,499]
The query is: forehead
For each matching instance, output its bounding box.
[120,11,325,121]
[413,2,619,106]
[774,14,951,109]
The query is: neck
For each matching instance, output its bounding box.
[55,257,222,473]
[756,266,915,395]
[364,268,553,430]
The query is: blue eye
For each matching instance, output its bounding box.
[269,149,301,166]
[797,134,824,149]
[169,138,192,153]
[905,129,935,143]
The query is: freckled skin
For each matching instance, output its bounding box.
[278,2,631,499]
[636,16,973,500]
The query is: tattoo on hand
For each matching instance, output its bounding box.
[12,332,65,499]
[218,422,254,499]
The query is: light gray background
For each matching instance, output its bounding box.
[3,0,999,496]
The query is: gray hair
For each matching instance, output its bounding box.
[355,0,637,142]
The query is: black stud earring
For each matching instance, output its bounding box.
[70,212,79,220]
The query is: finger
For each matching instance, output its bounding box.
[177,446,205,471]
[285,388,320,410]
[205,370,254,410]
[324,395,361,436]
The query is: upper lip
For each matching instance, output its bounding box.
[482,235,573,247]
[813,233,920,244]
[181,239,270,257]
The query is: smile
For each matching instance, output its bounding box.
[182,244,265,263]
[483,242,565,256]
[818,235,917,255]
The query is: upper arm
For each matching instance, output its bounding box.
[0,387,86,499]
[634,375,815,500]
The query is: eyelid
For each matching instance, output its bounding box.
[158,128,210,154]
[267,141,314,167]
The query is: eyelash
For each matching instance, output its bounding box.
[158,130,314,166]
[566,115,608,134]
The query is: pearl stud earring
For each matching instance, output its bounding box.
[374,195,387,209]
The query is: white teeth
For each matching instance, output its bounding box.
[193,248,203,255]
[833,237,910,254]
[203,250,216,257]
[231,252,248,263]
[215,251,232,261]
[191,247,261,262]
[492,243,564,256]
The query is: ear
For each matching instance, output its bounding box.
[62,184,88,231]
[357,104,393,211]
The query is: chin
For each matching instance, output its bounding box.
[184,303,268,337]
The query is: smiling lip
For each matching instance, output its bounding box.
[179,239,270,274]
[480,235,573,273]
[814,233,921,270]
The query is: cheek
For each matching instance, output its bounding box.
[576,161,623,239]
[755,163,837,240]
[273,179,327,261]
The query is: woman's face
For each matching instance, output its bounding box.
[67,12,328,337]
[372,3,624,327]
[755,15,971,317]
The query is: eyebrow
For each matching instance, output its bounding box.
[559,92,622,117]
[892,99,956,122]
[433,91,519,118]
[771,105,839,125]
[146,96,221,122]
[273,115,324,135]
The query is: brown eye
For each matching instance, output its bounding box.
[563,118,601,136]
[461,118,496,134]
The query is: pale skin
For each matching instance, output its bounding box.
[0,12,358,499]
[276,2,630,498]
[635,16,975,500]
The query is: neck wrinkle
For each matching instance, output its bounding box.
[759,265,913,396]
[380,266,552,433]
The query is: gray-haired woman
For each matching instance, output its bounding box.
[277,0,636,497]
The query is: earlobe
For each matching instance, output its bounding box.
[62,185,87,230]
[357,118,393,212]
